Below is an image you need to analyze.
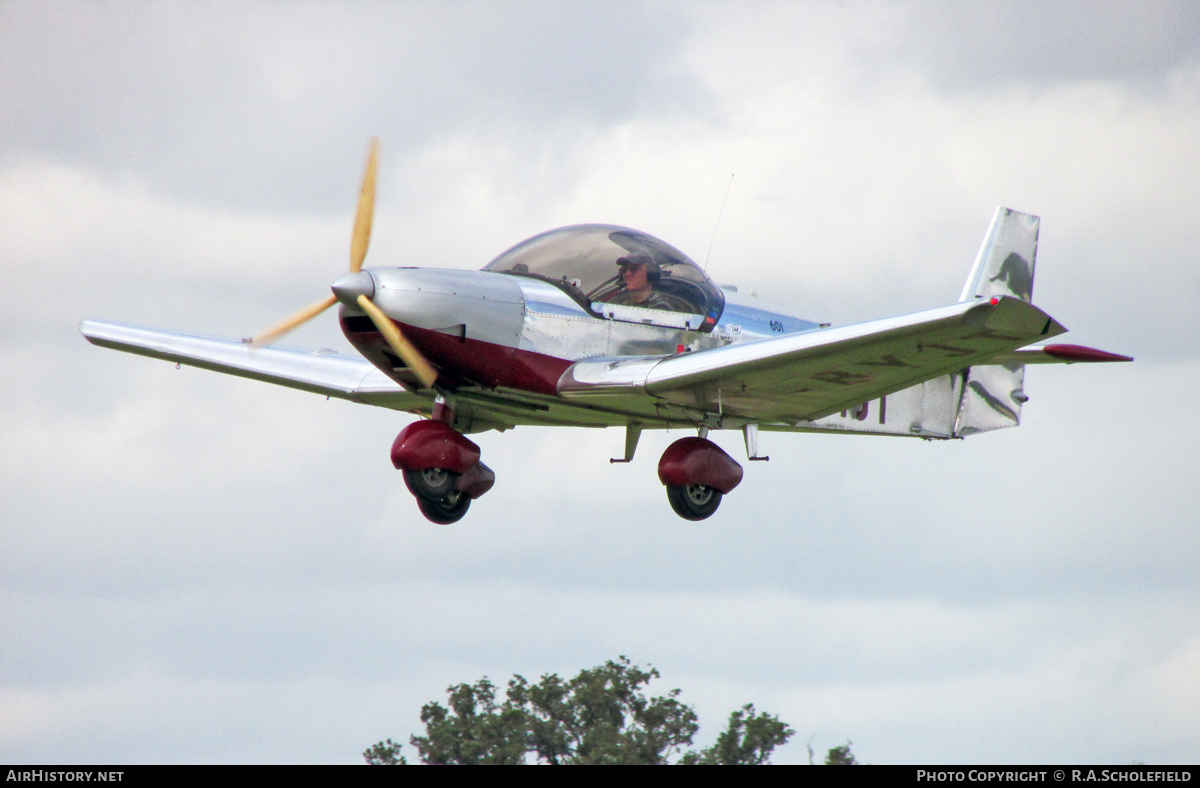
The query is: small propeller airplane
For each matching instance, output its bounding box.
[82,139,1132,523]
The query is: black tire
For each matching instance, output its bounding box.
[666,484,722,521]
[415,489,471,524]
[404,467,458,501]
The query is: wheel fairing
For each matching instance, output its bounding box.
[391,420,481,474]
[657,437,744,493]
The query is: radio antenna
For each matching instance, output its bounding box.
[703,173,734,272]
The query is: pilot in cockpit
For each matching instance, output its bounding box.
[609,252,674,310]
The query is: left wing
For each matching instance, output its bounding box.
[560,296,1071,422]
[80,320,427,410]
[79,320,631,432]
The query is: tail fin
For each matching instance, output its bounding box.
[949,207,1040,435]
[958,207,1039,303]
[810,209,1046,439]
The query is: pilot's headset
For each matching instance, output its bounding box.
[617,251,661,284]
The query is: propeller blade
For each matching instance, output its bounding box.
[251,294,338,346]
[349,137,379,274]
[250,140,383,349]
[356,294,438,388]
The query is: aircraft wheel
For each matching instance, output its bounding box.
[404,467,458,500]
[666,484,722,521]
[415,489,471,524]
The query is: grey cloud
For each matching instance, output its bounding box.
[4,337,1195,606]
[4,582,1197,763]
[898,0,1200,91]
[0,1,703,213]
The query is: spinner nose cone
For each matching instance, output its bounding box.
[331,270,375,304]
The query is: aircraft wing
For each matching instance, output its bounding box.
[560,296,1089,423]
[79,320,427,410]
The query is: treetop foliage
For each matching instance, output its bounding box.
[362,738,406,766]
[679,703,795,765]
[365,656,799,765]
[502,658,698,765]
[825,741,859,765]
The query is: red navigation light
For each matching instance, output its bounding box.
[990,296,1000,305]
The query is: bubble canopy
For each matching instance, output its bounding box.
[482,224,725,329]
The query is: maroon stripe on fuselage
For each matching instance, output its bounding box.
[341,316,571,395]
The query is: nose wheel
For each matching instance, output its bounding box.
[413,485,472,524]
[404,467,471,524]
[666,484,723,521]
[403,467,457,500]
[391,419,495,525]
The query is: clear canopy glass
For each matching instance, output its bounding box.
[482,224,724,329]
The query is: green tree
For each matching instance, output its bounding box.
[362,738,406,765]
[825,741,858,765]
[507,657,699,764]
[679,704,795,765]
[409,677,529,764]
[364,657,798,765]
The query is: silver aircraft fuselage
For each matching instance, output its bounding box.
[337,265,824,428]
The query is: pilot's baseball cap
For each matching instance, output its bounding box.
[616,251,654,268]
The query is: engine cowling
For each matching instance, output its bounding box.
[657,437,743,494]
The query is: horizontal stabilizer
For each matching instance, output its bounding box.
[987,343,1134,365]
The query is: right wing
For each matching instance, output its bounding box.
[560,296,1070,422]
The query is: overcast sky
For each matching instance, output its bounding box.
[2,0,1198,765]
